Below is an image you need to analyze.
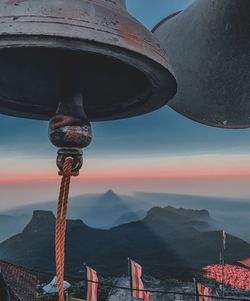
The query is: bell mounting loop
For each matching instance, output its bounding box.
[49,61,92,175]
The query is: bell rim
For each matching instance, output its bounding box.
[168,106,250,129]
[152,11,183,33]
[0,35,177,122]
[153,10,250,130]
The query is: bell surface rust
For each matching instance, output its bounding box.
[153,0,250,129]
[0,0,176,121]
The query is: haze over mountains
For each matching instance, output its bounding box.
[1,206,249,279]
[0,190,147,240]
[1,190,250,243]
[0,214,30,242]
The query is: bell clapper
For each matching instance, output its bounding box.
[48,92,92,175]
[49,58,93,174]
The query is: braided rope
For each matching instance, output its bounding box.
[55,157,74,301]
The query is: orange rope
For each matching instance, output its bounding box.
[55,157,74,301]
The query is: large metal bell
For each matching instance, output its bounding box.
[0,0,176,121]
[153,0,250,129]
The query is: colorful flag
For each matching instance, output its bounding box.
[85,266,98,301]
[129,259,146,300]
[195,280,212,301]
[144,291,151,301]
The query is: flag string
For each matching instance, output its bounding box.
[2,259,250,301]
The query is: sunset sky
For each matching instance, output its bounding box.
[1,0,250,210]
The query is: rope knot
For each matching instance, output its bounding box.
[57,150,83,176]
[58,157,79,177]
[62,157,74,176]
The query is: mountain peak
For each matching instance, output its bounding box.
[103,189,117,197]
[165,206,210,220]
[84,190,128,228]
[98,190,121,203]
[32,210,55,220]
[22,210,55,235]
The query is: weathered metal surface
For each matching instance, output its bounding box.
[153,0,250,129]
[49,64,92,173]
[56,148,84,174]
[0,0,176,121]
[49,93,92,149]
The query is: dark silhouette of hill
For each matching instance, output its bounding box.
[0,207,249,279]
[134,192,250,243]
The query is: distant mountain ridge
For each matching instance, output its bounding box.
[2,190,250,243]
[144,206,213,231]
[146,206,210,221]
[0,206,249,279]
[0,190,141,241]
